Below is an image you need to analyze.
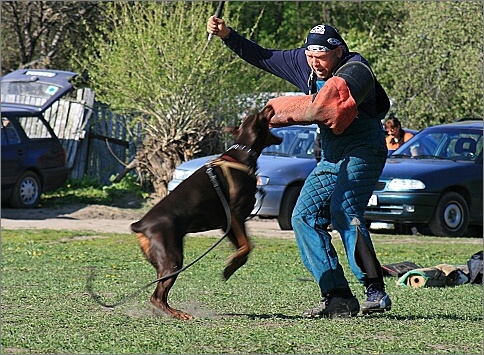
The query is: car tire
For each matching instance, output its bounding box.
[428,191,469,237]
[277,186,301,230]
[10,171,42,208]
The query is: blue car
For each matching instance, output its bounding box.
[1,69,77,208]
[168,125,319,230]
[364,119,483,237]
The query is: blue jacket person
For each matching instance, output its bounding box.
[208,18,392,318]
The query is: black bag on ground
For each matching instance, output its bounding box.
[467,251,483,285]
[382,261,421,277]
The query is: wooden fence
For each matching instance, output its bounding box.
[44,89,142,185]
[32,89,297,186]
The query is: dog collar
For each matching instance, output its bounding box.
[227,144,259,158]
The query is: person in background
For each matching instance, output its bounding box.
[208,18,392,318]
[385,116,414,155]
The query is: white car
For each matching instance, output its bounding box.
[168,125,319,230]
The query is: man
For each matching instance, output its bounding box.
[207,17,391,318]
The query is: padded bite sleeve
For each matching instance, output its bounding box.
[267,76,359,134]
[334,61,375,105]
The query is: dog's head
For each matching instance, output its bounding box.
[227,105,282,153]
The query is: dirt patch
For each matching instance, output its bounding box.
[67,204,148,220]
[1,203,150,221]
[1,203,296,238]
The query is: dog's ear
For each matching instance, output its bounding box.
[265,130,283,147]
[260,106,283,147]
[261,105,275,119]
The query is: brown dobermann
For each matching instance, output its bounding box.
[130,106,282,320]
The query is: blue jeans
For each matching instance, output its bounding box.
[291,147,386,296]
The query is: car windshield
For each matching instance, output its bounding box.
[262,126,317,158]
[393,128,483,161]
[1,81,61,108]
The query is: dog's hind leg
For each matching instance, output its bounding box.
[150,274,193,320]
[223,216,252,280]
[137,229,193,320]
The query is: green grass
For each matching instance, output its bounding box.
[40,175,152,209]
[1,228,482,354]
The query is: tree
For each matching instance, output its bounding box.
[226,1,403,92]
[378,1,483,128]
[80,1,407,195]
[0,1,103,74]
[81,1,264,196]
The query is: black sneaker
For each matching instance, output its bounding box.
[303,295,360,319]
[361,285,392,314]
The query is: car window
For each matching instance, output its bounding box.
[443,135,481,159]
[395,129,482,161]
[263,127,317,158]
[1,117,20,145]
[16,116,54,139]
[1,81,61,107]
[476,136,483,157]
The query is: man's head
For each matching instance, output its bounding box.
[304,24,348,80]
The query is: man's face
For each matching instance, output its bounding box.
[305,46,342,79]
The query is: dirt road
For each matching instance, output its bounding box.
[1,204,297,239]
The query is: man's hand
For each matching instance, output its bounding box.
[207,16,231,39]
[266,95,313,127]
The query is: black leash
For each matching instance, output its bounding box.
[86,163,232,308]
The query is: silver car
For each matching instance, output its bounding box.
[168,125,319,230]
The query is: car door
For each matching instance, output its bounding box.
[1,116,25,190]
[15,115,66,169]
